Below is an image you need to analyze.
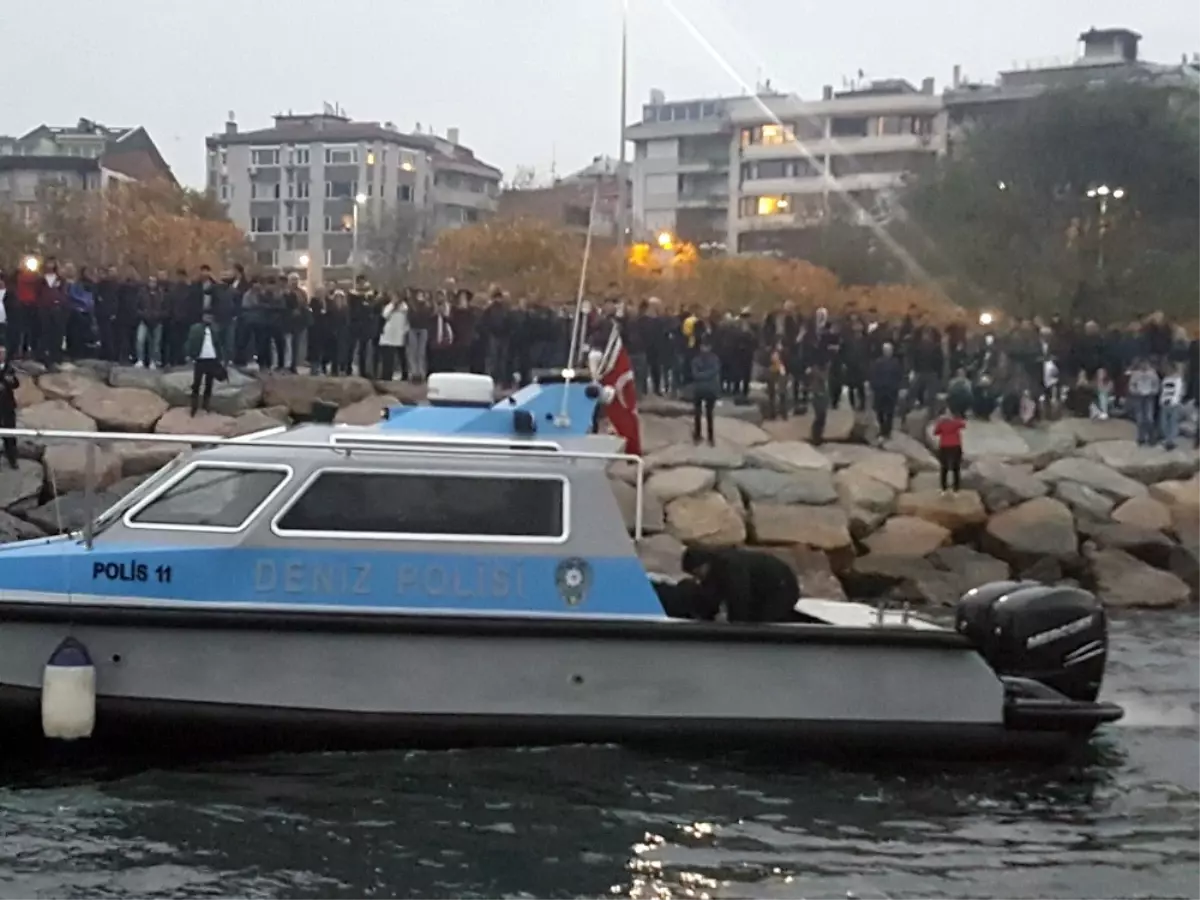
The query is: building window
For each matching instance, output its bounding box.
[255,249,279,267]
[273,471,567,541]
[286,216,309,233]
[325,146,359,166]
[830,117,869,138]
[399,151,416,172]
[398,184,412,202]
[219,183,230,202]
[250,216,277,234]
[251,182,280,200]
[126,466,288,531]
[739,195,791,217]
[323,248,350,267]
[325,180,357,199]
[287,180,310,199]
[761,123,795,146]
[366,150,376,166]
[323,216,334,233]
[290,147,310,165]
[251,148,280,166]
[324,248,333,267]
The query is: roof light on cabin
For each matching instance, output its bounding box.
[561,368,577,380]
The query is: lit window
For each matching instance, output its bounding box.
[366,150,376,166]
[761,124,795,146]
[756,196,788,216]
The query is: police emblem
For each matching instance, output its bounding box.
[554,557,592,607]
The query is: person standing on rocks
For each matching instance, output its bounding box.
[868,341,904,442]
[1127,358,1160,446]
[0,346,18,469]
[933,407,966,495]
[186,312,226,416]
[690,337,721,446]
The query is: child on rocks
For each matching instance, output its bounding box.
[933,408,967,495]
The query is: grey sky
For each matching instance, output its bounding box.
[2,0,1195,188]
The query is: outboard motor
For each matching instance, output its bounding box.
[955,581,1108,703]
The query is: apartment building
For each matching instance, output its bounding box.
[0,118,174,225]
[206,111,500,282]
[497,156,631,237]
[625,79,946,253]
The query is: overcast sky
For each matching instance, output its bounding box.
[1,0,1195,188]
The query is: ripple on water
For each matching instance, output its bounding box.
[0,613,1196,899]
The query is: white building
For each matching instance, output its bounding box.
[625,79,947,253]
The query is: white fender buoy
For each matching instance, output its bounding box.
[41,637,96,741]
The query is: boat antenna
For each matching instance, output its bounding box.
[556,179,602,427]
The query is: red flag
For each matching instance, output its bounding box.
[595,325,642,456]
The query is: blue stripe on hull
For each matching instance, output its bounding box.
[0,544,663,617]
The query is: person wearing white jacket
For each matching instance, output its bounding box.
[378,294,410,381]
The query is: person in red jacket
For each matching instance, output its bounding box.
[933,409,967,495]
[12,257,43,358]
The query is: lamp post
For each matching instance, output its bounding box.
[616,0,629,253]
[351,192,367,273]
[1086,184,1125,272]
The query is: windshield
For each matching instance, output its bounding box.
[91,452,190,535]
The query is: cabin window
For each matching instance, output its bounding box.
[126,465,289,531]
[273,470,568,541]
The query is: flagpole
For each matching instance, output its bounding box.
[617,0,629,253]
[556,180,602,426]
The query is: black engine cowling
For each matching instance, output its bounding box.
[956,581,1108,703]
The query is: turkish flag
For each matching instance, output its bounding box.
[594,325,642,456]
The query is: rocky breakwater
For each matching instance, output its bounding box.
[618,398,1200,610]
[0,360,432,542]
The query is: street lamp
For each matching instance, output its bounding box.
[22,255,39,273]
[298,253,310,268]
[979,311,995,327]
[351,193,368,272]
[1085,184,1126,271]
[656,230,674,250]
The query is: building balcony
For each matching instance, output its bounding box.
[742,170,907,196]
[677,190,729,209]
[741,132,943,160]
[675,158,730,173]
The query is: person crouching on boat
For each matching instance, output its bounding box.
[186,311,227,416]
[680,546,802,624]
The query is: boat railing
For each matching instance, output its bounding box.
[0,426,647,543]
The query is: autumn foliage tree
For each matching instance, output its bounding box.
[417,218,961,322]
[29,179,249,274]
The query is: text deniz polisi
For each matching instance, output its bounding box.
[253,559,526,600]
[91,561,172,583]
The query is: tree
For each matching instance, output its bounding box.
[33,178,249,274]
[360,205,430,288]
[900,83,1200,321]
[0,210,37,270]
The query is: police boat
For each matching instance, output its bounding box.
[0,371,1122,758]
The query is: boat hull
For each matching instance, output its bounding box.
[0,605,1112,761]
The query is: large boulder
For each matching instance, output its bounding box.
[1053,480,1116,521]
[0,509,46,543]
[927,545,1012,594]
[1081,521,1176,570]
[863,515,950,556]
[333,394,399,426]
[639,415,693,453]
[882,432,939,474]
[110,441,187,477]
[843,546,1010,608]
[17,399,97,433]
[1049,417,1135,445]
[41,443,122,495]
[725,467,837,506]
[749,503,852,558]
[21,488,122,535]
[766,545,847,602]
[646,466,717,503]
[107,365,165,392]
[834,467,898,514]
[964,460,1048,513]
[260,373,372,417]
[747,440,833,475]
[763,407,855,443]
[609,477,665,535]
[1149,477,1200,536]
[154,407,237,438]
[895,489,987,532]
[710,418,771,447]
[1039,457,1148,502]
[227,408,291,437]
[819,444,887,469]
[37,368,103,402]
[846,504,888,541]
[715,473,747,521]
[1085,546,1191,609]
[1013,425,1078,468]
[984,497,1078,565]
[1111,495,1173,533]
[646,442,744,471]
[0,460,46,509]
[843,452,909,493]
[71,385,168,433]
[1077,440,1199,485]
[957,419,1031,461]
[636,533,686,578]
[157,367,264,415]
[14,377,44,408]
[664,491,746,546]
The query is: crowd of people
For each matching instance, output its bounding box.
[0,257,1196,446]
